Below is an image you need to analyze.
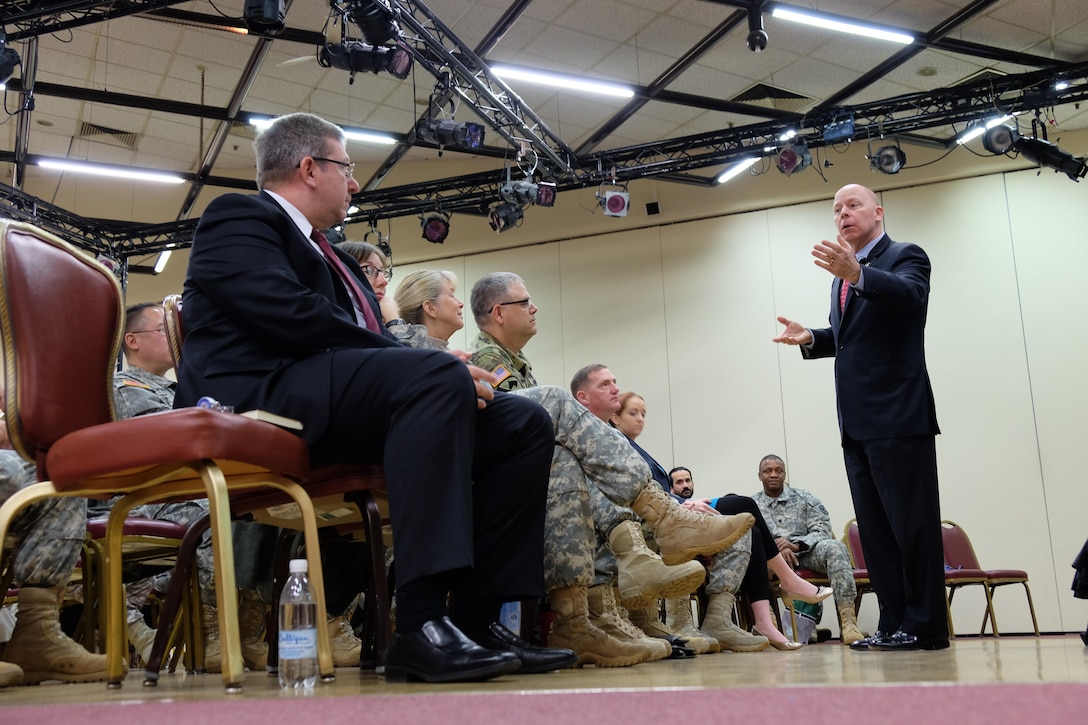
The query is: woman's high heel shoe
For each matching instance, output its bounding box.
[752,626,803,651]
[779,584,833,607]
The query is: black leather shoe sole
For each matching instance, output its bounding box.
[384,656,521,683]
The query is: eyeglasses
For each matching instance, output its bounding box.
[129,327,166,335]
[495,297,532,309]
[310,156,356,179]
[361,265,392,281]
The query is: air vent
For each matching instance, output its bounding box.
[78,122,138,149]
[731,83,813,113]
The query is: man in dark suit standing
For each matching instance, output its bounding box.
[176,112,568,681]
[773,184,948,651]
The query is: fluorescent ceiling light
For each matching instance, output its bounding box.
[771,5,914,45]
[956,114,1015,145]
[248,116,397,145]
[153,250,172,274]
[37,159,185,184]
[491,65,635,99]
[716,157,758,184]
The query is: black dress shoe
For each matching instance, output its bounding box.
[384,617,522,683]
[868,629,950,651]
[472,622,579,674]
[848,630,889,651]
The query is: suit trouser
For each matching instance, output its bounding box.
[303,347,552,603]
[843,433,947,639]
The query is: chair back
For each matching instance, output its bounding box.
[0,220,123,476]
[162,294,184,370]
[941,520,983,570]
[844,518,868,569]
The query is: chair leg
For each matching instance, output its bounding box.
[945,586,956,638]
[350,490,390,668]
[1022,582,1040,637]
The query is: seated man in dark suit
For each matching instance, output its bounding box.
[175,112,570,683]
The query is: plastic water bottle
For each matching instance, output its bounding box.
[278,558,318,689]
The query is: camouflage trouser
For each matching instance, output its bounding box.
[0,451,84,588]
[542,446,594,590]
[127,500,216,614]
[797,539,857,607]
[706,528,753,595]
[511,386,648,590]
[590,487,639,586]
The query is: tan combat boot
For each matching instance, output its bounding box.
[547,586,649,668]
[0,661,23,688]
[3,585,110,683]
[586,585,670,661]
[627,601,715,655]
[610,520,706,609]
[127,617,158,665]
[631,485,755,565]
[238,593,269,670]
[327,615,363,667]
[201,604,222,673]
[701,592,769,652]
[838,602,864,646]
[663,596,720,653]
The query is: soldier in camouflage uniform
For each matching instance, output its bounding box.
[751,454,863,644]
[110,302,270,671]
[0,394,109,686]
[468,272,755,663]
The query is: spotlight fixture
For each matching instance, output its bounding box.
[488,202,523,233]
[746,7,768,52]
[243,0,286,33]
[416,118,485,150]
[500,179,557,207]
[319,40,412,80]
[869,145,907,175]
[346,0,399,45]
[775,139,811,177]
[1017,137,1088,182]
[420,211,451,244]
[982,124,1020,155]
[595,185,630,217]
[956,114,1016,146]
[0,32,20,86]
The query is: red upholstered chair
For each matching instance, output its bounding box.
[0,219,332,691]
[843,519,875,616]
[942,520,1039,637]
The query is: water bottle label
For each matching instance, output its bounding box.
[279,628,317,660]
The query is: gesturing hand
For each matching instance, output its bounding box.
[813,234,861,283]
[772,316,812,346]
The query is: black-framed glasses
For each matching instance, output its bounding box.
[129,327,165,335]
[309,156,356,178]
[495,297,532,309]
[361,265,392,281]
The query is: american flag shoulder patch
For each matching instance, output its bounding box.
[490,365,513,388]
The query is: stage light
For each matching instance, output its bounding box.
[869,145,906,175]
[243,0,285,33]
[775,139,810,177]
[416,119,485,150]
[771,5,914,44]
[956,114,1015,145]
[500,180,557,207]
[488,202,523,233]
[319,40,412,79]
[746,7,768,52]
[1017,137,1088,182]
[420,211,450,244]
[0,33,21,86]
[347,0,399,45]
[982,124,1019,155]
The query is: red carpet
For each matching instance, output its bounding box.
[5,682,1086,724]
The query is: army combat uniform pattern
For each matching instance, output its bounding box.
[751,485,857,606]
[0,451,85,588]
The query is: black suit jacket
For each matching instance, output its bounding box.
[803,233,939,442]
[175,191,401,441]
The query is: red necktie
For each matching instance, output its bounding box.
[311,229,380,332]
[839,279,850,312]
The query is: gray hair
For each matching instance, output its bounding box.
[395,269,459,325]
[254,113,345,189]
[470,271,523,325]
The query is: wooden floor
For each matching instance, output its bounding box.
[1,634,1086,706]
